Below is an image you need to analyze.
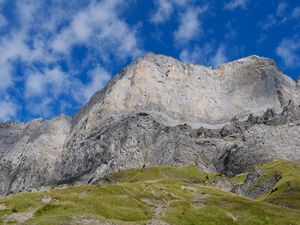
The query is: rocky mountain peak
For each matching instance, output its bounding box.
[0,53,299,195]
[72,53,298,132]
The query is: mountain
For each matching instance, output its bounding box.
[0,53,299,196]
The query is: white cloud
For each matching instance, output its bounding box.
[291,7,300,19]
[0,34,26,92]
[0,32,43,63]
[0,63,12,91]
[0,30,53,93]
[259,3,300,31]
[276,37,300,68]
[150,0,191,23]
[25,97,55,118]
[24,64,112,118]
[225,22,238,41]
[211,45,228,67]
[180,44,228,67]
[0,100,18,121]
[24,67,71,118]
[276,2,287,17]
[25,68,68,99]
[15,0,37,25]
[80,66,111,102]
[150,0,174,23]
[0,14,7,28]
[51,0,142,59]
[174,6,207,43]
[259,14,277,29]
[25,73,45,97]
[224,0,249,10]
[0,1,58,95]
[0,0,142,120]
[180,44,212,64]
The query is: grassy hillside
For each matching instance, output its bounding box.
[0,162,299,225]
[250,160,300,209]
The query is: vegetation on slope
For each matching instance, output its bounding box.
[0,161,299,225]
[249,160,300,209]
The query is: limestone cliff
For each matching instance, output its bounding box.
[0,53,299,195]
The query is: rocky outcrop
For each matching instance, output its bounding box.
[232,168,282,198]
[0,116,71,195]
[56,100,300,185]
[0,53,299,195]
[71,54,299,128]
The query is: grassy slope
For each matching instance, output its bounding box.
[252,160,300,209]
[0,162,299,225]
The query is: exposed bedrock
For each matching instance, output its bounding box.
[57,101,300,185]
[0,53,299,195]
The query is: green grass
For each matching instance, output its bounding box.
[0,162,299,225]
[164,185,300,225]
[231,173,248,184]
[112,165,219,183]
[254,160,300,209]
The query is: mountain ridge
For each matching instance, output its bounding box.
[0,53,299,195]
[72,53,299,130]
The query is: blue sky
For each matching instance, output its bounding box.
[0,0,299,121]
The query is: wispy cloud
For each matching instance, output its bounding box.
[211,45,228,67]
[0,0,142,121]
[259,14,278,29]
[150,0,175,23]
[180,44,228,67]
[291,6,300,19]
[224,0,249,11]
[276,2,287,17]
[150,0,191,24]
[276,37,300,69]
[25,68,69,99]
[79,66,111,102]
[52,0,142,59]
[0,100,17,121]
[259,2,300,30]
[225,22,238,41]
[174,6,208,44]
[24,65,112,118]
[258,2,300,45]
[0,14,6,28]
[151,0,209,44]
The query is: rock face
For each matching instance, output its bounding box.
[0,116,71,195]
[0,53,300,195]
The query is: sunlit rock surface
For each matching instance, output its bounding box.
[0,53,299,195]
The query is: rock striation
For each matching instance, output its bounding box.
[0,116,71,195]
[0,53,299,195]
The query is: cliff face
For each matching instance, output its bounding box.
[0,53,299,195]
[0,116,71,195]
[71,54,299,128]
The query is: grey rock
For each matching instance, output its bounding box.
[0,53,299,195]
[0,115,71,195]
[2,210,35,224]
[232,168,282,198]
[41,196,52,204]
